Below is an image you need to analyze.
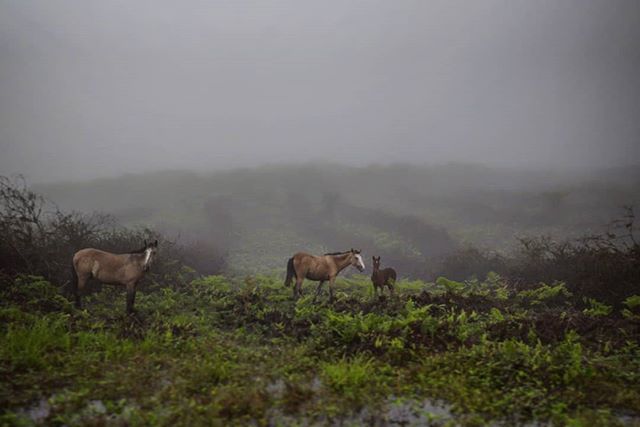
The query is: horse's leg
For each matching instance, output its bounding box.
[76,273,89,309]
[294,277,304,299]
[328,277,336,303]
[126,282,137,314]
[313,280,325,302]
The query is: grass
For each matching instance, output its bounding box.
[1,273,640,426]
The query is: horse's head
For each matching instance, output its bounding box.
[143,240,159,271]
[372,256,381,270]
[349,248,365,272]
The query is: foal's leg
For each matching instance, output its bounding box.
[313,280,325,302]
[126,282,137,314]
[387,280,395,296]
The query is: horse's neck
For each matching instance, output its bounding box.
[129,252,147,270]
[332,254,352,272]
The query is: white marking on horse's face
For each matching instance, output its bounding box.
[355,254,365,272]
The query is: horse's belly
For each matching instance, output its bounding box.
[306,269,329,281]
[92,263,123,285]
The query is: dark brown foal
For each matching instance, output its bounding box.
[371,256,396,297]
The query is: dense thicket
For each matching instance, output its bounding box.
[432,210,640,305]
[0,176,225,291]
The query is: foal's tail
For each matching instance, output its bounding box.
[284,257,296,287]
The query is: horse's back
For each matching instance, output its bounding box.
[292,252,331,278]
[73,248,124,275]
[292,251,313,259]
[73,248,134,284]
[292,251,318,265]
[73,248,110,263]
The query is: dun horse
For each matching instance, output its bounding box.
[285,249,365,302]
[371,256,397,296]
[71,240,158,314]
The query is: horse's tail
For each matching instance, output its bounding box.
[284,257,296,287]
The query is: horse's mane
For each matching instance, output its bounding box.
[324,250,349,256]
[129,245,148,254]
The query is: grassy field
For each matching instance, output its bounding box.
[2,274,640,426]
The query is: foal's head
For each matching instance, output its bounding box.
[348,248,365,272]
[372,256,381,271]
[142,240,159,271]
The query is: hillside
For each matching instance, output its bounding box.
[36,163,640,276]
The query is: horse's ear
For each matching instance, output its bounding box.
[350,248,354,253]
[144,240,148,248]
[153,239,158,247]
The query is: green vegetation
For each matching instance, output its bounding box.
[2,274,639,426]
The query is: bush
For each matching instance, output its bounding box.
[432,246,507,282]
[431,208,640,305]
[517,282,572,307]
[582,298,613,318]
[622,295,640,320]
[0,275,73,314]
[0,175,225,291]
[321,355,388,402]
[2,313,71,370]
[509,229,639,305]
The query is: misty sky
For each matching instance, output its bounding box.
[1,0,639,182]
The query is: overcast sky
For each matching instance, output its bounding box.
[1,0,639,182]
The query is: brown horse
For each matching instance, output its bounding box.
[285,248,365,302]
[371,256,396,296]
[72,240,158,314]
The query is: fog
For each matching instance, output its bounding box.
[1,0,639,182]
